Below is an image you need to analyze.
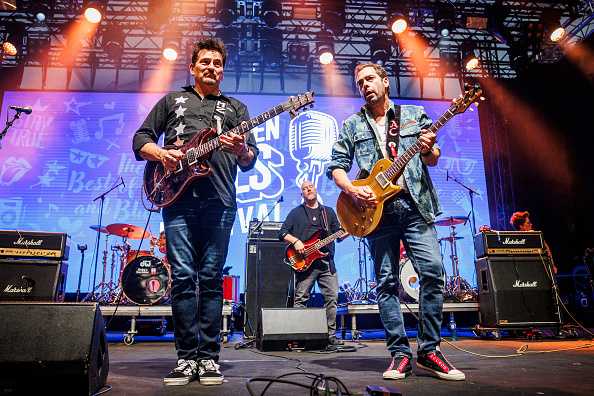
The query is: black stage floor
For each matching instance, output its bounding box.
[106,337,594,395]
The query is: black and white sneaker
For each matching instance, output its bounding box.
[416,349,465,381]
[383,355,413,380]
[198,359,224,385]
[163,359,198,386]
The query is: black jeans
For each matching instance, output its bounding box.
[162,190,236,361]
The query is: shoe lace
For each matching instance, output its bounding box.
[174,359,196,373]
[201,359,219,372]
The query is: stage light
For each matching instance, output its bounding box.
[2,41,17,56]
[550,26,565,42]
[287,42,309,66]
[146,0,173,32]
[435,4,456,38]
[35,11,46,23]
[317,31,334,65]
[216,26,239,66]
[261,0,282,28]
[162,32,179,62]
[217,0,237,27]
[321,0,346,35]
[260,27,283,66]
[485,0,512,45]
[389,14,408,34]
[83,1,105,24]
[102,25,125,63]
[461,41,479,71]
[370,33,392,66]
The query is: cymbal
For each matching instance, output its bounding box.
[434,216,468,226]
[89,224,108,234]
[438,236,464,242]
[106,223,152,240]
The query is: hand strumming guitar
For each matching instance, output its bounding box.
[159,148,184,171]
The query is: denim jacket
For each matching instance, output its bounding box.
[327,100,442,223]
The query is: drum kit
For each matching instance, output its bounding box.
[398,215,476,303]
[85,223,171,305]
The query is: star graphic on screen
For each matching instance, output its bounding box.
[46,160,66,175]
[175,106,187,118]
[174,122,186,136]
[31,174,54,188]
[31,98,49,112]
[64,97,91,115]
[174,96,188,104]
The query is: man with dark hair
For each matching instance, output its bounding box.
[279,180,343,346]
[133,37,259,386]
[510,211,557,273]
[327,63,465,381]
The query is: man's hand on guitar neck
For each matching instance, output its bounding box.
[219,131,254,166]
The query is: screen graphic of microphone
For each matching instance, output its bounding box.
[288,110,339,188]
[9,106,33,114]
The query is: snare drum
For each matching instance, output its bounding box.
[121,256,171,305]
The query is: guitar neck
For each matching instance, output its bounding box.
[197,103,286,155]
[306,230,348,255]
[383,107,457,182]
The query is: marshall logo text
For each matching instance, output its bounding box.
[3,284,34,294]
[512,280,538,288]
[13,237,44,247]
[502,238,527,245]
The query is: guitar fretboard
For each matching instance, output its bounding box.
[304,230,348,256]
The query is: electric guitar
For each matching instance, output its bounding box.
[284,229,348,272]
[336,84,483,237]
[143,92,315,208]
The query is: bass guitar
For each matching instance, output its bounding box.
[143,92,315,208]
[336,84,483,237]
[285,229,348,272]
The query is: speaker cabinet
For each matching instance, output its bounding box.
[0,303,109,395]
[476,256,560,328]
[0,259,68,301]
[244,240,293,337]
[257,308,329,351]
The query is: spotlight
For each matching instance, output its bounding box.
[461,41,479,71]
[162,33,179,62]
[102,25,125,62]
[216,26,239,66]
[317,31,334,65]
[435,4,456,38]
[287,42,309,66]
[2,22,26,57]
[2,41,18,56]
[321,0,346,36]
[550,27,565,42]
[541,9,564,42]
[146,0,173,32]
[259,27,283,66]
[370,33,392,66]
[261,0,282,28]
[217,0,237,27]
[389,13,408,34]
[83,1,106,24]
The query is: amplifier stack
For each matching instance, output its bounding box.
[473,231,560,329]
[0,230,69,301]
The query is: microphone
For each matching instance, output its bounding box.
[9,105,32,114]
[446,170,450,181]
[120,176,126,188]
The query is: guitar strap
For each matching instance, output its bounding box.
[320,206,330,234]
[385,104,401,160]
[212,99,228,135]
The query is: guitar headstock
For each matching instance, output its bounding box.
[450,83,484,115]
[285,91,315,118]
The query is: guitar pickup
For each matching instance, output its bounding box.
[174,161,183,174]
[186,148,197,166]
[375,172,390,189]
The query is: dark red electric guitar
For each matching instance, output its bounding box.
[284,229,348,272]
[143,92,314,208]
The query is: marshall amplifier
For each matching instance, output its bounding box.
[476,256,560,328]
[0,259,68,301]
[0,230,70,260]
[248,221,283,241]
[474,231,544,258]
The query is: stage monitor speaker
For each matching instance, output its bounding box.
[257,308,328,351]
[0,303,109,395]
[0,259,68,301]
[476,256,561,328]
[244,240,293,337]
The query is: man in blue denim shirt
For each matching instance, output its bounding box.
[327,63,465,381]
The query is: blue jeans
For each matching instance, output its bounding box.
[367,194,444,358]
[162,189,236,362]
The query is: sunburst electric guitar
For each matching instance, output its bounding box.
[284,229,349,272]
[336,84,483,237]
[143,92,314,208]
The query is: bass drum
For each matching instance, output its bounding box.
[121,256,171,305]
[399,258,446,302]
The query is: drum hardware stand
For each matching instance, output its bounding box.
[88,177,125,301]
[349,238,376,304]
[75,244,87,302]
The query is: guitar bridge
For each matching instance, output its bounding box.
[375,172,390,189]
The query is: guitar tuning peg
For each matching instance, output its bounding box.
[480,96,486,101]
[474,102,479,107]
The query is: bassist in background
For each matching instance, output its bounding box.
[279,180,344,347]
[327,63,465,381]
[132,38,259,386]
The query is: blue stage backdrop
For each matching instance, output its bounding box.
[0,91,489,294]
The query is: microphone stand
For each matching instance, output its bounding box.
[0,110,23,149]
[86,177,124,302]
[447,172,480,236]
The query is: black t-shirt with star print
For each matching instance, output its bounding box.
[132,85,259,208]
